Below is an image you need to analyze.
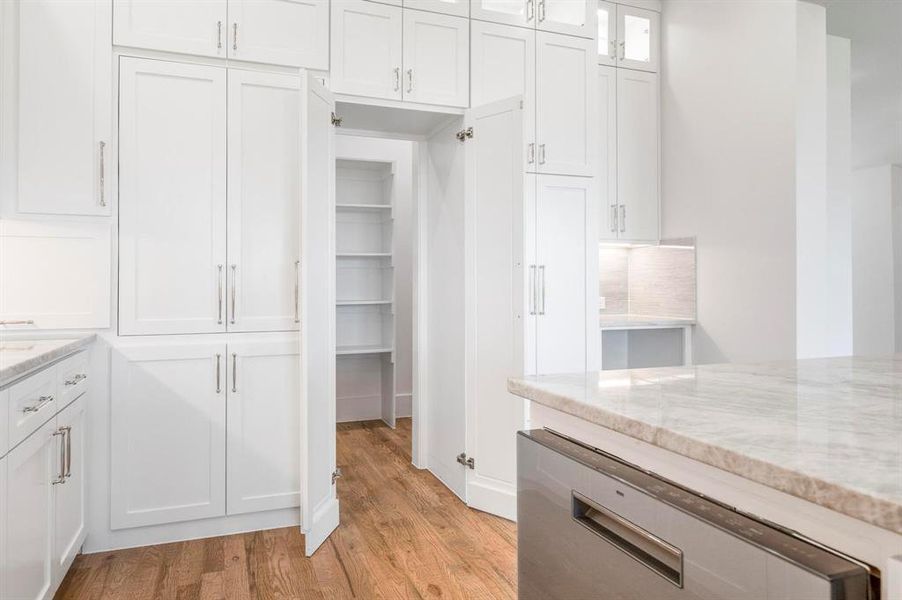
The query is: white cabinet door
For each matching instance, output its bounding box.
[471,0,534,29]
[535,175,590,375]
[598,65,618,241]
[330,0,402,100]
[227,70,301,333]
[118,58,228,336]
[596,0,616,65]
[616,4,659,73]
[402,10,469,107]
[524,174,537,375]
[6,419,57,600]
[406,0,468,17]
[538,0,595,38]
[228,0,329,68]
[0,456,6,600]
[111,343,227,529]
[470,21,536,168]
[53,395,86,582]
[113,0,227,57]
[226,340,300,515]
[12,0,111,216]
[617,68,659,241]
[536,32,595,176]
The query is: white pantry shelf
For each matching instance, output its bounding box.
[336,203,392,210]
[337,300,393,306]
[336,344,394,356]
[336,252,392,258]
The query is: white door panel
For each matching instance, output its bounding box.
[617,68,659,241]
[229,0,329,68]
[406,0,468,17]
[110,343,227,529]
[524,174,537,376]
[54,395,87,579]
[227,340,301,515]
[118,58,227,335]
[402,10,469,107]
[471,0,533,29]
[330,0,402,100]
[539,0,595,39]
[113,0,227,57]
[536,32,595,176]
[227,70,301,333]
[598,65,618,241]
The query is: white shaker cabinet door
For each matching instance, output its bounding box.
[534,175,591,375]
[53,395,87,581]
[470,21,536,168]
[113,0,227,58]
[537,0,595,39]
[598,65,618,241]
[471,0,534,29]
[226,340,301,515]
[536,32,595,176]
[228,0,329,68]
[227,70,301,333]
[406,0,469,17]
[617,68,659,242]
[111,343,228,529]
[330,0,402,100]
[6,419,57,600]
[402,10,469,107]
[12,0,111,216]
[118,58,228,336]
[616,4,659,73]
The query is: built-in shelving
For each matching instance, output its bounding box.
[336,203,392,210]
[336,344,394,356]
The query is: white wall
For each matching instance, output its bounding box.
[661,0,798,363]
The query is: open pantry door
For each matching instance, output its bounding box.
[463,96,526,520]
[299,73,339,555]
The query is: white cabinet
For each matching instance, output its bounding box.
[407,0,468,17]
[617,68,658,241]
[3,0,111,216]
[111,343,228,529]
[53,396,86,580]
[226,341,300,515]
[402,9,469,107]
[470,21,536,168]
[6,419,56,600]
[330,0,403,100]
[596,0,616,66]
[539,0,595,38]
[227,71,301,333]
[0,456,6,600]
[113,0,327,68]
[118,58,228,336]
[470,0,533,29]
[616,4,659,72]
[530,175,591,375]
[536,32,595,176]
[598,65,618,241]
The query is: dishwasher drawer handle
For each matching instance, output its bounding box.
[572,491,683,588]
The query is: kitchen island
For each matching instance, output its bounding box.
[509,355,902,598]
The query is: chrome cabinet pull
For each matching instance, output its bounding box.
[294,260,300,323]
[23,395,53,414]
[215,354,222,394]
[63,426,72,479]
[65,373,87,386]
[538,0,546,22]
[217,265,224,324]
[393,67,400,92]
[610,204,618,232]
[232,353,237,393]
[217,20,223,49]
[538,144,546,165]
[527,143,535,165]
[526,0,534,21]
[98,141,106,207]
[620,205,626,233]
[618,40,625,60]
[232,23,238,51]
[609,39,617,60]
[528,265,537,315]
[52,429,66,485]
[230,264,237,325]
[538,265,546,315]
[406,69,413,93]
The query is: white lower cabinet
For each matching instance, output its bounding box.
[0,455,6,599]
[54,396,87,578]
[111,338,300,529]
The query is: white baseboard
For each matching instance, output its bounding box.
[395,392,412,417]
[336,394,382,422]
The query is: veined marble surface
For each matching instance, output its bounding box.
[599,314,696,330]
[508,355,902,534]
[0,335,96,387]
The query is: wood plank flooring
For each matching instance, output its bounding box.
[56,419,518,599]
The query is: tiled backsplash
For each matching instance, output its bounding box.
[599,241,697,319]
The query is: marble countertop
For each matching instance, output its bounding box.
[0,335,96,387]
[508,355,902,534]
[599,314,696,330]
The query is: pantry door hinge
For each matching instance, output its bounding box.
[332,467,342,484]
[455,127,473,142]
[456,452,475,469]
[331,112,342,127]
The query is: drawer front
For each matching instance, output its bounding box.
[57,351,90,407]
[8,365,58,448]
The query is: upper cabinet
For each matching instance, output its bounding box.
[407,0,469,18]
[113,0,328,69]
[471,0,595,39]
[1,0,112,217]
[331,1,469,108]
[596,0,616,66]
[599,2,659,72]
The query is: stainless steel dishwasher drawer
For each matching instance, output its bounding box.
[517,430,873,600]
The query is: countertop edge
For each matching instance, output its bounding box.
[508,376,902,536]
[0,334,97,388]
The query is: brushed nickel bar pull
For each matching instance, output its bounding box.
[99,141,106,207]
[527,143,535,165]
[230,264,237,325]
[52,429,67,485]
[0,319,35,325]
[538,0,546,22]
[294,260,300,323]
[620,205,626,233]
[232,22,238,51]
[528,265,537,315]
[610,204,618,232]
[538,144,546,165]
[407,69,413,94]
[63,426,72,479]
[215,354,221,394]
[23,395,53,414]
[65,374,87,386]
[538,265,546,315]
[394,67,400,92]
[232,353,237,393]
[526,0,534,21]
[217,265,224,324]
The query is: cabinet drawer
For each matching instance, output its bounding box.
[57,351,90,408]
[8,365,58,448]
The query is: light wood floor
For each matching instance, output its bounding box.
[56,419,518,599]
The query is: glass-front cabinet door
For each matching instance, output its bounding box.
[539,0,595,39]
[597,1,616,65]
[616,4,659,72]
[471,0,535,29]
